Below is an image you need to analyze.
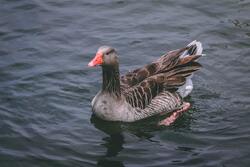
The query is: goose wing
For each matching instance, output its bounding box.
[120,43,201,90]
[122,45,201,109]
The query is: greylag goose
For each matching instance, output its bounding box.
[88,41,203,126]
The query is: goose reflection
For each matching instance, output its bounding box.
[91,115,125,167]
[97,133,125,167]
[90,113,166,167]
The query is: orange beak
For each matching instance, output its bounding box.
[88,53,103,67]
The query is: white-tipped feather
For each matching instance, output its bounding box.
[178,40,203,98]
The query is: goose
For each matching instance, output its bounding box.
[88,40,203,126]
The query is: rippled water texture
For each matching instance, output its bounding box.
[1,0,250,167]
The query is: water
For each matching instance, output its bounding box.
[0,0,250,166]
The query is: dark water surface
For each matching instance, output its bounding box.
[1,0,250,166]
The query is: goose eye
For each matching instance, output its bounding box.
[106,49,114,55]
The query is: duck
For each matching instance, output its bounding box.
[88,40,203,126]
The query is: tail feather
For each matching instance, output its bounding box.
[178,40,203,97]
[180,40,203,58]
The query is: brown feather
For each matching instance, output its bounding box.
[122,45,202,109]
[120,46,197,88]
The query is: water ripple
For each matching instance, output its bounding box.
[1,0,250,167]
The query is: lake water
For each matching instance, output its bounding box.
[0,0,250,167]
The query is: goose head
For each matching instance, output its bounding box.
[88,46,119,67]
